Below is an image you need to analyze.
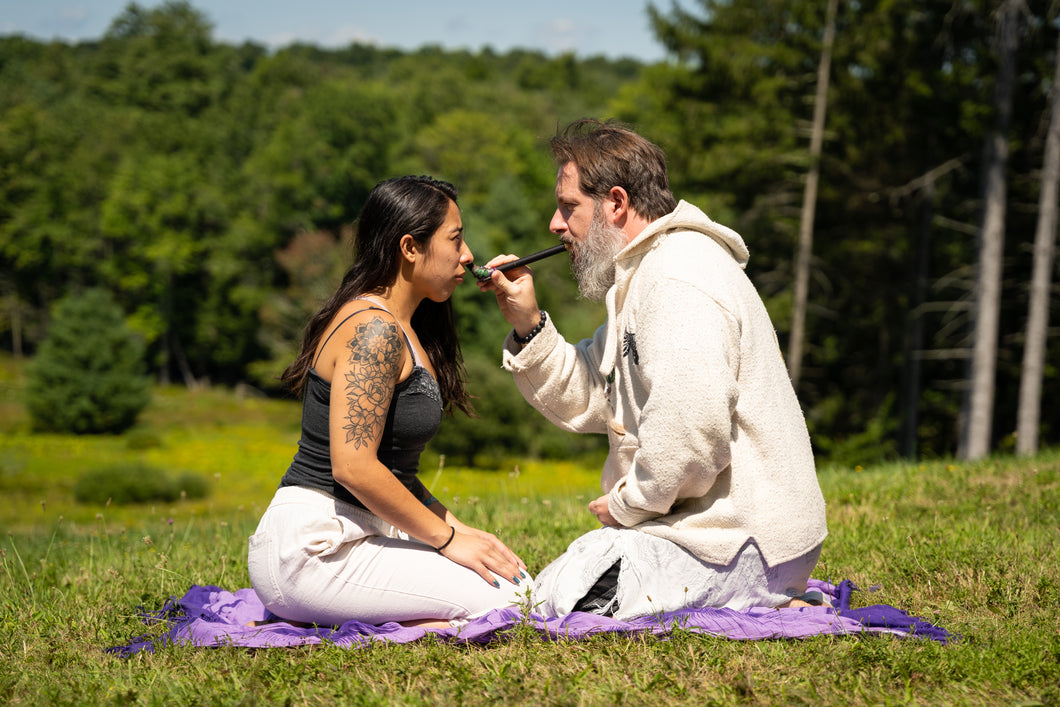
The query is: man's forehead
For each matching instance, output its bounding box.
[555,162,584,197]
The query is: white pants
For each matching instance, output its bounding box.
[533,527,822,620]
[248,486,531,626]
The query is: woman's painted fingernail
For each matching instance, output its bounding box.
[513,576,521,585]
[493,580,500,587]
[520,571,527,578]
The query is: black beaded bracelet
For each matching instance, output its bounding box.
[435,525,456,553]
[513,310,548,345]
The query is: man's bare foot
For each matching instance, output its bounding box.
[398,618,453,629]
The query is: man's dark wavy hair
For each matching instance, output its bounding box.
[550,118,677,221]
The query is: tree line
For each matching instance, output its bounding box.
[1,0,1058,466]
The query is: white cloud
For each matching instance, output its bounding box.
[536,16,582,54]
[548,17,576,34]
[322,25,380,47]
[56,4,90,24]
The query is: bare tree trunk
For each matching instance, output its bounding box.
[5,293,23,360]
[959,0,1021,460]
[892,156,964,458]
[171,333,201,389]
[788,0,838,388]
[899,171,935,458]
[1016,29,1060,456]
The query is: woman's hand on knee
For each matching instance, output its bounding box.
[440,531,527,587]
[448,519,527,571]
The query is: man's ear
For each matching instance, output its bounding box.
[607,185,631,226]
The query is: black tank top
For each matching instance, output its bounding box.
[278,304,443,509]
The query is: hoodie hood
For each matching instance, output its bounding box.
[599,201,750,378]
[619,200,750,269]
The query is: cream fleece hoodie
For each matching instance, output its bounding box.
[502,201,827,567]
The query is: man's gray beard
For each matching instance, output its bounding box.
[571,210,626,302]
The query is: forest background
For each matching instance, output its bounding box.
[2,0,1059,467]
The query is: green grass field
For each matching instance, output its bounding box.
[1,370,1058,705]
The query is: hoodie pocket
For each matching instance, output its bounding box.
[601,441,638,494]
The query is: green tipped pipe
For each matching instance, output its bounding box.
[467,244,568,282]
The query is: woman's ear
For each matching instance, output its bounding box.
[399,234,419,262]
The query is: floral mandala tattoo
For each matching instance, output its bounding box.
[342,317,402,448]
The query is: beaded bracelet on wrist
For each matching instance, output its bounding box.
[513,310,548,345]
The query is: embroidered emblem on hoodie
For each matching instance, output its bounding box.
[622,331,639,365]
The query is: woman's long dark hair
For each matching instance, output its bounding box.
[281,175,472,415]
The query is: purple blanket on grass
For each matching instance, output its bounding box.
[108,578,952,656]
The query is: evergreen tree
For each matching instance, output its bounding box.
[25,288,151,434]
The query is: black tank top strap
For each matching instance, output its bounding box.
[353,298,422,367]
[311,300,420,369]
[311,306,387,369]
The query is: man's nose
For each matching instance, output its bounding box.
[549,210,566,234]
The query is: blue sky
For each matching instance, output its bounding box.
[0,0,670,63]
